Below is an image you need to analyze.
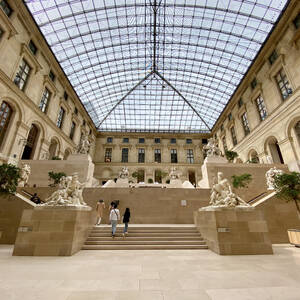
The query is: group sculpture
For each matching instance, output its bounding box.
[265,167,283,190]
[42,173,87,206]
[169,167,181,180]
[77,134,90,155]
[118,166,129,179]
[209,172,249,207]
[18,163,31,187]
[203,138,222,157]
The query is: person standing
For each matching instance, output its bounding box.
[96,199,105,225]
[109,202,120,238]
[122,208,131,237]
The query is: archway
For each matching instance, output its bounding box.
[266,137,284,164]
[0,101,13,148]
[294,121,300,147]
[248,149,259,163]
[188,170,196,185]
[63,148,72,160]
[21,124,39,159]
[154,170,162,183]
[48,138,58,159]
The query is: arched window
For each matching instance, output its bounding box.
[0,101,13,148]
[295,121,300,146]
[21,124,38,159]
[49,139,58,159]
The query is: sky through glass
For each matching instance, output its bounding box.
[25,0,289,133]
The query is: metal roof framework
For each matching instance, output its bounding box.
[25,0,289,133]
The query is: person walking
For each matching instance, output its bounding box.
[109,202,120,238]
[122,208,130,237]
[96,199,105,225]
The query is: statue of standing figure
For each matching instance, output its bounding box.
[18,163,31,187]
[42,173,87,206]
[77,134,90,154]
[209,172,249,207]
[203,138,222,157]
[265,167,284,190]
[169,167,181,180]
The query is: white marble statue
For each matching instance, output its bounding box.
[119,167,129,179]
[265,167,284,190]
[203,138,222,157]
[18,163,31,187]
[77,134,90,154]
[169,167,181,180]
[42,173,87,206]
[209,172,249,207]
[266,155,273,164]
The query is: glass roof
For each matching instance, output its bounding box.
[25,0,289,133]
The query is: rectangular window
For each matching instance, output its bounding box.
[0,0,12,17]
[138,138,145,144]
[63,91,68,101]
[241,112,250,136]
[107,137,113,143]
[171,149,177,163]
[39,88,51,113]
[220,124,224,132]
[154,149,161,163]
[250,78,257,90]
[228,113,232,121]
[275,69,293,100]
[0,27,4,40]
[231,127,237,146]
[202,138,208,144]
[187,149,194,163]
[256,95,267,121]
[74,107,78,115]
[268,50,278,65]
[121,148,128,163]
[238,98,243,108]
[49,70,55,82]
[293,13,300,29]
[104,148,112,162]
[186,138,192,144]
[28,40,37,55]
[69,122,76,140]
[123,137,129,143]
[170,138,176,144]
[138,148,145,163]
[154,138,160,144]
[56,107,65,129]
[83,120,86,126]
[14,59,31,91]
[222,136,228,152]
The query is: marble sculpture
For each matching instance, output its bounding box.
[209,172,249,207]
[203,138,222,157]
[42,173,87,206]
[18,163,31,187]
[77,134,90,154]
[265,167,284,190]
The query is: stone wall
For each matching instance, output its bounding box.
[0,194,34,244]
[13,206,96,256]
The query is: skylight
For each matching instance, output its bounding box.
[25,0,289,133]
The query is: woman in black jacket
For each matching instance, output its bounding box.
[122,208,130,237]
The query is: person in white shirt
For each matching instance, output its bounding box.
[109,202,120,238]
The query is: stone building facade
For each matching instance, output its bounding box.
[212,1,300,172]
[0,0,96,164]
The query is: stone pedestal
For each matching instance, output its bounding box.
[168,179,182,188]
[194,206,273,255]
[198,156,227,188]
[13,206,95,256]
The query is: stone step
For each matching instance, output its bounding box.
[87,236,204,241]
[89,232,201,237]
[85,240,206,245]
[91,229,198,234]
[82,244,208,250]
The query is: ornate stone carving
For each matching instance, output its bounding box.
[41,173,87,206]
[119,167,129,179]
[203,138,222,157]
[209,172,249,207]
[265,167,284,190]
[18,163,31,187]
[77,135,90,154]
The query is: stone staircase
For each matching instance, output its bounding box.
[82,225,208,250]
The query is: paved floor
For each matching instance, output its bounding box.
[0,244,299,300]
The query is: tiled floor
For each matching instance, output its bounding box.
[0,244,299,300]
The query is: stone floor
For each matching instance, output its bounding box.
[0,244,299,300]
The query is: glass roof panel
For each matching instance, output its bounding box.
[25,0,289,133]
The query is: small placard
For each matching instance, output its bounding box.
[181,200,187,206]
[18,227,32,232]
[218,227,230,233]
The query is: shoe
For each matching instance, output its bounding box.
[125,232,128,235]
[112,235,115,238]
[122,233,125,238]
